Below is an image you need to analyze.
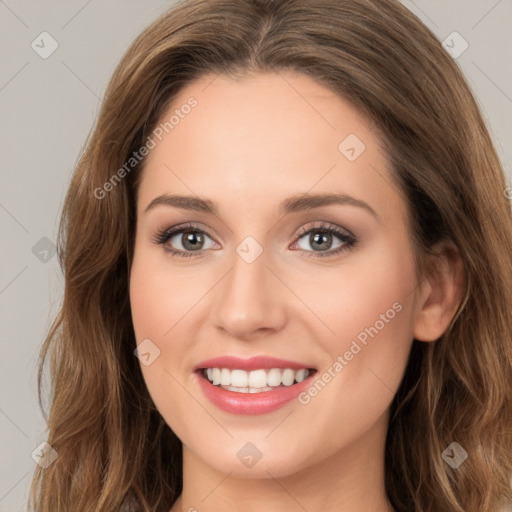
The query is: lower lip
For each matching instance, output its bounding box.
[195,370,316,415]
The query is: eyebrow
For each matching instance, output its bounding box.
[144,192,379,220]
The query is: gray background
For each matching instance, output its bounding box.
[1,1,511,510]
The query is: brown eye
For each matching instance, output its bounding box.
[175,230,206,251]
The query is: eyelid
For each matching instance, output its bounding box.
[151,221,215,243]
[293,220,355,240]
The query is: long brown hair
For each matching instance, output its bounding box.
[29,0,512,510]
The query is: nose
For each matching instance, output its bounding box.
[211,245,287,341]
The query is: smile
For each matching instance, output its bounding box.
[201,367,312,393]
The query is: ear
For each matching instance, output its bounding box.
[413,241,466,342]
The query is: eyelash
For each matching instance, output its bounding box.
[151,221,357,259]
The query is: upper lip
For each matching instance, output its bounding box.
[194,355,316,372]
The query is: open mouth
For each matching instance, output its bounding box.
[197,367,318,394]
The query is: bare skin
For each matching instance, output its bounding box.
[129,70,463,512]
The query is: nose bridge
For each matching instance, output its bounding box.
[212,235,286,338]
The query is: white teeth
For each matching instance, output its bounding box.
[202,367,312,390]
[231,369,248,387]
[282,368,295,386]
[267,368,282,387]
[220,368,231,386]
[227,385,274,393]
[295,368,307,382]
[248,369,267,388]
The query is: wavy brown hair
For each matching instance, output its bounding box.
[29,0,512,510]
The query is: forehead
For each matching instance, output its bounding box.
[148,70,374,163]
[136,71,405,224]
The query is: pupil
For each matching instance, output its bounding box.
[311,232,331,251]
[183,230,203,250]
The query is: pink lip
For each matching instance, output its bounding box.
[195,369,316,415]
[193,355,315,372]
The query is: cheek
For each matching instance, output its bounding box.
[294,238,417,358]
[129,244,209,405]
[295,241,417,440]
[129,252,193,436]
[129,262,171,342]
[129,245,196,341]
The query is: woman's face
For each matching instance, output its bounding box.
[130,70,424,478]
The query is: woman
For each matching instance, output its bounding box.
[29,0,512,511]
